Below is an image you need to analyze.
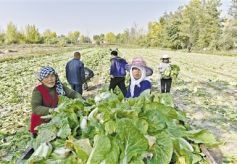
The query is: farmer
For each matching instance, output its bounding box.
[109,49,128,96]
[66,51,85,95]
[125,57,153,98]
[30,66,82,137]
[159,54,172,93]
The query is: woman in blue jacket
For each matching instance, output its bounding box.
[126,57,153,98]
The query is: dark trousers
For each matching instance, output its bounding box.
[161,78,172,93]
[71,84,83,95]
[109,77,127,96]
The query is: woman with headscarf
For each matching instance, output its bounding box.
[30,66,82,137]
[125,57,153,98]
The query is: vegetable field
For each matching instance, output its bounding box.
[0,46,237,163]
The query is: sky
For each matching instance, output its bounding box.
[0,0,232,37]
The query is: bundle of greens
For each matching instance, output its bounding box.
[26,92,218,164]
[170,64,180,85]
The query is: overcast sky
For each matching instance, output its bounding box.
[0,0,232,36]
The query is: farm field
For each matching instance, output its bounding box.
[0,46,237,163]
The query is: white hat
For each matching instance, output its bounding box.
[161,54,170,59]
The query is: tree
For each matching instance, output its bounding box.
[67,31,80,44]
[43,29,57,44]
[218,19,234,50]
[18,30,26,44]
[99,34,105,44]
[127,24,146,44]
[146,10,186,49]
[180,0,202,49]
[58,35,69,47]
[105,32,116,44]
[0,29,5,45]
[5,22,19,44]
[114,30,128,44]
[79,35,91,43]
[93,34,101,45]
[196,0,222,50]
[227,0,237,48]
[229,0,237,18]
[116,30,129,44]
[162,9,187,49]
[147,21,164,47]
[24,24,41,44]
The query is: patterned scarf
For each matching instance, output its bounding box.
[38,66,65,95]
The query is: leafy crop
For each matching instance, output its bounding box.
[23,92,219,163]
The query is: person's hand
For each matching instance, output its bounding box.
[48,108,59,114]
[110,75,114,78]
[54,107,60,113]
[48,108,54,114]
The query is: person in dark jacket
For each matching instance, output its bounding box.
[109,49,128,96]
[125,57,153,98]
[66,52,85,95]
[30,66,82,137]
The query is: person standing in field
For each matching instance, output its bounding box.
[109,49,128,96]
[30,66,82,137]
[125,57,153,98]
[66,51,85,95]
[159,54,172,93]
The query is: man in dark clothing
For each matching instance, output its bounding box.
[66,52,85,95]
[109,50,127,96]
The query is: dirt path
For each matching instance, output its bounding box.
[83,71,106,99]
[172,77,237,163]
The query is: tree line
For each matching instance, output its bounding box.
[144,0,237,51]
[95,0,237,51]
[0,0,237,51]
[0,23,91,46]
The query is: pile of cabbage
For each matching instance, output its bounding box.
[26,92,218,164]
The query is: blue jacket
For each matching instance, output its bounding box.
[110,57,127,77]
[66,59,85,85]
[126,80,152,98]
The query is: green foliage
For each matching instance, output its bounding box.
[93,34,105,45]
[22,91,219,163]
[117,118,149,163]
[181,0,202,49]
[116,31,129,44]
[149,132,173,164]
[0,29,5,44]
[147,21,164,47]
[87,135,111,163]
[105,32,116,44]
[24,24,42,44]
[196,0,222,50]
[67,31,80,44]
[227,0,237,48]
[43,29,57,44]
[79,35,91,43]
[5,22,19,44]
[145,0,226,51]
